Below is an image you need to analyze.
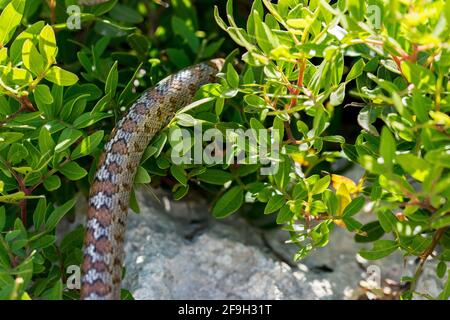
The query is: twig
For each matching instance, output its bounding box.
[0,96,36,126]
[410,228,447,295]
[47,0,56,25]
[283,60,307,145]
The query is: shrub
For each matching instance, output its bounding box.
[0,0,224,300]
[208,0,450,300]
[0,0,449,300]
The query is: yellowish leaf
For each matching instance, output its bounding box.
[334,183,352,227]
[332,174,357,193]
[430,111,450,126]
[291,153,309,166]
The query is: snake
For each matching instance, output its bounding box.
[80,59,225,299]
[76,0,225,300]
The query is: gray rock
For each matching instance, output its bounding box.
[123,189,317,299]
[122,188,445,300]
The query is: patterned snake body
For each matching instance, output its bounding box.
[81,59,224,300]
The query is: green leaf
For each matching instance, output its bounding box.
[354,221,385,243]
[45,66,79,86]
[22,39,45,76]
[93,19,135,38]
[342,143,358,162]
[359,155,385,175]
[312,106,327,135]
[343,216,363,232]
[128,33,150,57]
[156,157,170,170]
[55,128,82,153]
[311,175,330,195]
[405,235,432,256]
[30,235,56,250]
[173,184,189,200]
[276,204,294,224]
[396,154,430,182]
[437,261,447,279]
[359,240,398,260]
[440,271,450,300]
[9,21,45,64]
[34,84,54,105]
[212,186,243,218]
[109,3,143,24]
[342,196,365,217]
[43,175,61,191]
[135,166,151,184]
[59,162,87,181]
[380,126,396,170]
[264,194,285,214]
[166,48,190,69]
[143,133,167,160]
[323,189,338,214]
[38,126,55,154]
[215,97,225,116]
[347,0,365,20]
[73,112,112,129]
[105,61,118,96]
[197,169,232,185]
[45,198,76,230]
[377,210,397,232]
[38,25,57,64]
[46,279,62,300]
[274,155,291,190]
[128,187,139,213]
[323,135,345,144]
[33,198,47,231]
[0,206,5,232]
[293,180,307,200]
[175,113,198,127]
[411,90,431,123]
[203,38,224,58]
[10,66,34,86]
[171,16,199,52]
[346,59,365,82]
[424,148,450,169]
[0,0,25,47]
[60,225,84,253]
[7,143,28,164]
[329,83,345,106]
[226,63,239,88]
[401,61,436,90]
[431,215,450,229]
[0,47,7,64]
[170,165,187,186]
[253,10,279,54]
[72,131,104,159]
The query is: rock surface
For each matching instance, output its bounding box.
[122,189,445,300]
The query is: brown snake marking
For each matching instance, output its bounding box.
[81,59,225,300]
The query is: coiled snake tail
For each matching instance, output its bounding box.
[81,59,225,300]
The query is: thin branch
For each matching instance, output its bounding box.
[410,228,447,295]
[47,0,56,25]
[0,96,36,127]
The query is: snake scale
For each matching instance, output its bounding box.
[76,0,225,300]
[80,59,225,299]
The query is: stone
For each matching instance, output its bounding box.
[121,188,445,300]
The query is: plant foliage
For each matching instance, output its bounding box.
[0,0,449,300]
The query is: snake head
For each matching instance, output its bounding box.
[209,58,225,73]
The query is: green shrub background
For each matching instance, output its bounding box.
[0,0,449,300]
